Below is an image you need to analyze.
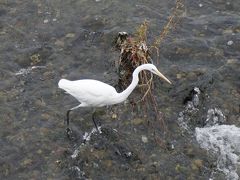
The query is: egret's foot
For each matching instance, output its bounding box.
[65,127,73,140]
[92,117,102,133]
[82,138,87,144]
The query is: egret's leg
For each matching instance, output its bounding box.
[92,109,99,131]
[66,104,81,125]
[66,110,71,126]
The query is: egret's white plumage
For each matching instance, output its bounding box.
[58,64,171,127]
[58,79,119,107]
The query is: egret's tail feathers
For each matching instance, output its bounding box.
[58,79,71,91]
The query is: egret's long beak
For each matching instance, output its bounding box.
[155,70,172,84]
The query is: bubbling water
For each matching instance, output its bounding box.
[196,125,240,180]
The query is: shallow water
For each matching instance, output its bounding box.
[0,0,239,179]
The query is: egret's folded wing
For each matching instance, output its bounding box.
[63,79,117,104]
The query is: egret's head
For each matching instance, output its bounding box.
[146,64,172,84]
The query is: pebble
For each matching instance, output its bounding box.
[43,19,49,24]
[21,159,33,166]
[227,59,238,64]
[65,33,75,38]
[35,98,46,107]
[54,40,65,47]
[0,31,6,35]
[191,159,203,171]
[176,73,182,79]
[93,162,99,168]
[141,135,148,143]
[227,40,233,46]
[104,160,112,168]
[111,113,117,119]
[131,118,144,125]
[41,113,51,120]
[223,29,233,34]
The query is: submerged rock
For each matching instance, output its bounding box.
[15,66,46,76]
[177,87,201,132]
[204,108,226,127]
[68,166,86,179]
[141,135,148,143]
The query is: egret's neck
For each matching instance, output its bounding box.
[116,66,143,103]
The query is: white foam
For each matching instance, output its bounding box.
[71,127,102,159]
[83,126,102,142]
[196,125,240,180]
[205,108,226,127]
[15,66,46,76]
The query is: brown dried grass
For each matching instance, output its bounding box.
[115,0,184,134]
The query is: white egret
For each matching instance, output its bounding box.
[58,64,171,130]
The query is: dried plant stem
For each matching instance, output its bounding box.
[153,0,184,48]
[115,0,184,133]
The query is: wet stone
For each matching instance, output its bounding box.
[30,53,41,65]
[111,113,117,119]
[227,58,238,64]
[68,166,86,179]
[131,118,145,125]
[21,159,33,166]
[141,135,148,143]
[227,40,234,46]
[41,113,51,120]
[191,159,203,171]
[176,73,186,79]
[43,19,49,23]
[175,164,188,173]
[103,160,112,168]
[100,127,119,142]
[65,33,75,38]
[35,98,46,107]
[223,29,234,34]
[177,87,202,131]
[54,40,65,47]
[204,108,226,127]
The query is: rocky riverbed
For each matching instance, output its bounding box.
[0,0,239,179]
